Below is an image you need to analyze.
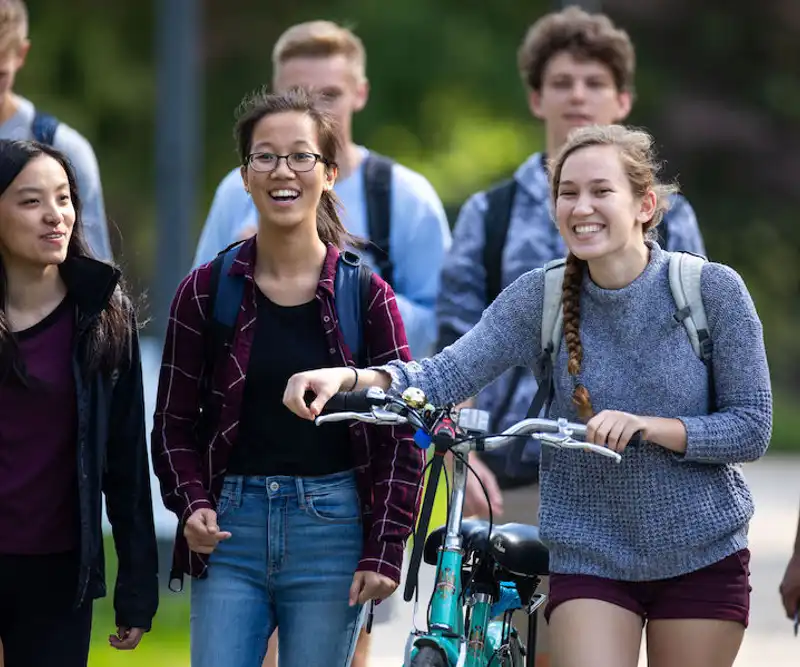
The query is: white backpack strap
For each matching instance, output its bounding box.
[541,258,566,364]
[668,252,712,363]
[525,258,566,420]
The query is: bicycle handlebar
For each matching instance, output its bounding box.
[315,388,641,462]
[315,387,641,603]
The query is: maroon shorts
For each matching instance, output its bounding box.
[545,549,751,627]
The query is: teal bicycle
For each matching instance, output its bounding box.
[316,386,628,667]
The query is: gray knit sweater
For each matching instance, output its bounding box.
[381,244,772,580]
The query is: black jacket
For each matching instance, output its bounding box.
[59,256,159,630]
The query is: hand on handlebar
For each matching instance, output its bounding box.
[586,410,647,453]
[283,367,354,420]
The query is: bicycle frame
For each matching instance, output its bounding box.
[405,442,514,667]
[315,392,624,667]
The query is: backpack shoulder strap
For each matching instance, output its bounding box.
[541,258,567,362]
[335,250,369,367]
[357,263,373,367]
[31,110,59,146]
[203,242,246,385]
[482,178,517,306]
[211,244,245,329]
[668,252,711,363]
[363,153,394,288]
[524,258,566,419]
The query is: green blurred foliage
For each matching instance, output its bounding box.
[18,0,798,398]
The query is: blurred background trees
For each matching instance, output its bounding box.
[21,0,799,398]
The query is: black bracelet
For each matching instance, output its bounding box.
[346,367,359,391]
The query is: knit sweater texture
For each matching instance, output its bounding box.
[381,243,772,580]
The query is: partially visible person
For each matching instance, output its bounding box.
[437,8,706,663]
[285,124,771,667]
[0,0,112,261]
[779,499,800,624]
[0,139,158,666]
[193,20,450,359]
[151,87,424,667]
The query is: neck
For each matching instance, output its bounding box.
[4,259,65,310]
[586,242,650,290]
[0,92,19,126]
[333,141,363,181]
[545,129,565,163]
[254,219,327,279]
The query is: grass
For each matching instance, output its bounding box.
[89,538,190,667]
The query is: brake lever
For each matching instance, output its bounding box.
[536,433,623,463]
[315,409,409,426]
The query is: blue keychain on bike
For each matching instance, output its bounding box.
[413,430,433,450]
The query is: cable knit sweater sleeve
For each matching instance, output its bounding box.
[678,262,772,464]
[379,269,545,407]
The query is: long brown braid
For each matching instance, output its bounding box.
[562,252,594,421]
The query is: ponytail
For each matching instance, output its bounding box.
[316,190,362,250]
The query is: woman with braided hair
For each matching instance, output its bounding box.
[282,124,772,667]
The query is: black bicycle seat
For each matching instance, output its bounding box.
[423,520,549,578]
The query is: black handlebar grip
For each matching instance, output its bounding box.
[320,389,374,414]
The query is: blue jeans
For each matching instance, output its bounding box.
[190,471,365,667]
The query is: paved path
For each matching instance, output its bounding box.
[368,456,800,666]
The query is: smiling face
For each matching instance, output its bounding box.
[0,154,75,269]
[555,144,655,262]
[240,110,337,233]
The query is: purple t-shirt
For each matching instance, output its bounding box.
[0,297,80,554]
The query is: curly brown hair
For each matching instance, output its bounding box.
[548,124,678,420]
[518,6,635,93]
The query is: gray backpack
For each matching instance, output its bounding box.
[527,252,713,419]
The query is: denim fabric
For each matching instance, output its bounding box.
[190,470,365,667]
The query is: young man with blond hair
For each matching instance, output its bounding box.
[437,7,705,665]
[194,20,451,360]
[0,0,112,260]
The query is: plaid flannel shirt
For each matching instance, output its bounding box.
[151,239,425,583]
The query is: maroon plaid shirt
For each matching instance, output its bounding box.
[151,239,425,583]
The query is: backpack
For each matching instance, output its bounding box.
[362,153,394,288]
[203,243,373,374]
[31,110,60,146]
[526,251,714,421]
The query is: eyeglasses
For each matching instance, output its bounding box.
[245,152,331,173]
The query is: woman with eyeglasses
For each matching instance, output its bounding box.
[151,87,424,667]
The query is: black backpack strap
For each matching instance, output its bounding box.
[31,110,59,146]
[658,218,670,249]
[482,179,517,305]
[335,251,363,365]
[363,153,394,288]
[357,264,372,368]
[201,242,246,412]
